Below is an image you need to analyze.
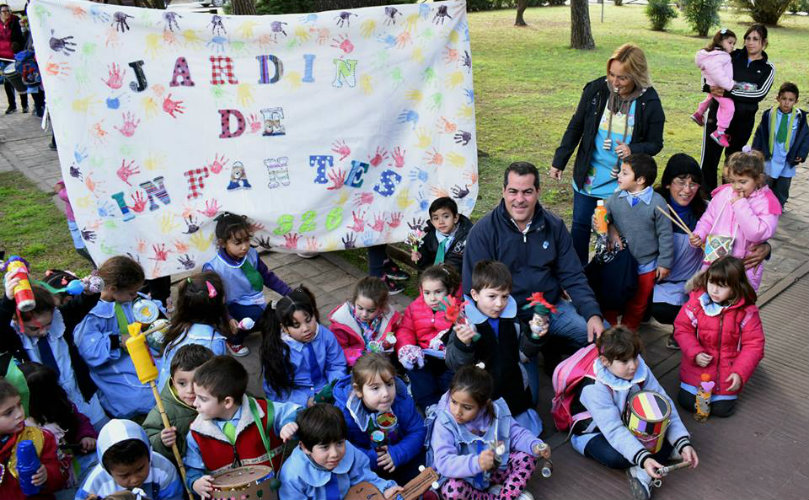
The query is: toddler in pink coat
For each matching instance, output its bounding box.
[690,149,781,289]
[692,29,737,148]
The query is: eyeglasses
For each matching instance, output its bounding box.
[0,9,10,13]
[672,179,700,190]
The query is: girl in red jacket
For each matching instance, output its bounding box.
[395,265,459,411]
[329,277,402,367]
[0,379,68,500]
[673,256,765,418]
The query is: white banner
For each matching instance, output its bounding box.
[29,0,477,278]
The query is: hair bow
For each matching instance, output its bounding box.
[741,145,753,153]
[206,281,218,298]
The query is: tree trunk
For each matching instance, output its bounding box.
[231,0,257,15]
[515,0,529,26]
[570,0,595,49]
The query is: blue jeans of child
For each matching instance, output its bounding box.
[584,433,674,469]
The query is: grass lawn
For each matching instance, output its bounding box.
[0,172,93,277]
[470,4,809,220]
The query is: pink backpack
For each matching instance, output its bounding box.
[550,343,599,432]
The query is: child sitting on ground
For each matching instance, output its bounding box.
[330,277,402,366]
[77,419,182,500]
[0,379,68,500]
[20,363,98,494]
[2,280,107,429]
[157,273,231,390]
[674,256,765,418]
[571,326,698,500]
[446,260,545,435]
[690,149,781,290]
[183,355,300,498]
[203,212,292,356]
[74,256,154,419]
[395,264,458,411]
[144,344,214,464]
[752,81,809,208]
[279,404,402,500]
[411,197,473,273]
[427,365,551,500]
[260,286,347,407]
[333,353,426,485]
[604,153,673,330]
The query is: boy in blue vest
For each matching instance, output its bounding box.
[752,82,809,208]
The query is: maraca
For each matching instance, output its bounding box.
[4,256,35,312]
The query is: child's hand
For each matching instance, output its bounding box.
[725,372,742,392]
[607,226,623,251]
[31,464,47,486]
[478,449,495,471]
[655,266,670,282]
[532,442,551,459]
[4,271,21,300]
[454,323,477,346]
[410,250,421,263]
[280,422,298,442]
[193,476,214,498]
[689,233,703,248]
[161,426,177,448]
[643,458,665,479]
[529,313,549,338]
[376,446,396,472]
[681,445,699,468]
[228,318,239,333]
[695,352,713,367]
[80,436,97,453]
[383,485,404,499]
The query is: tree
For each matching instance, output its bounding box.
[570,0,595,49]
[732,0,793,24]
[515,0,529,26]
[232,0,257,15]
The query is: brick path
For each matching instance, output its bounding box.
[2,108,808,499]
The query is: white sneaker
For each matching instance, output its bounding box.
[227,343,250,357]
[487,484,503,497]
[517,491,535,500]
[626,466,651,500]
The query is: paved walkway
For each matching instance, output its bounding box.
[2,110,808,499]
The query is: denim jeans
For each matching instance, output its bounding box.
[547,299,591,349]
[571,190,600,266]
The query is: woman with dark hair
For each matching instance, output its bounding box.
[698,23,776,192]
[551,43,666,265]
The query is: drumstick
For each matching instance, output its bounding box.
[150,382,195,500]
[657,461,692,476]
[656,206,691,235]
[666,204,692,236]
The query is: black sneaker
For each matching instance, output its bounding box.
[5,106,17,114]
[383,260,410,281]
[382,276,405,295]
[21,106,28,113]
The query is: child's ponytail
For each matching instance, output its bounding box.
[162,272,233,355]
[259,306,294,397]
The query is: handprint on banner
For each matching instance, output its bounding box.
[160,213,180,234]
[177,254,195,270]
[163,94,185,118]
[247,114,262,134]
[45,59,70,77]
[431,186,450,198]
[130,191,148,212]
[198,199,221,218]
[360,19,376,38]
[254,236,271,250]
[151,244,169,262]
[331,34,354,54]
[437,116,457,134]
[326,168,346,190]
[116,159,140,186]
[454,130,472,146]
[444,46,459,64]
[447,152,466,168]
[395,187,415,210]
[409,167,429,183]
[305,236,318,252]
[425,148,444,166]
[451,184,471,199]
[70,164,82,180]
[347,210,366,233]
[388,212,403,228]
[367,213,386,232]
[397,109,419,129]
[190,231,213,251]
[183,216,201,234]
[392,147,406,169]
[331,140,351,161]
[414,127,431,149]
[205,154,229,175]
[174,239,190,254]
[353,192,374,207]
[368,147,388,168]
[341,233,356,249]
[135,239,148,254]
[114,112,140,137]
[283,233,301,250]
[80,228,96,242]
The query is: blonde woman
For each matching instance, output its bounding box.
[551,43,666,265]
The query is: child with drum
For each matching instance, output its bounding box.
[570,326,699,500]
[183,355,300,499]
[332,353,427,485]
[279,404,403,500]
[77,419,183,500]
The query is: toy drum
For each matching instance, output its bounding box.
[624,391,671,453]
[3,63,27,93]
[211,465,273,500]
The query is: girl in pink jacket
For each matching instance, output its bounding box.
[395,264,459,411]
[692,29,737,148]
[691,149,781,289]
[329,276,401,367]
[673,256,764,418]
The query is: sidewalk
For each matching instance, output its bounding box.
[2,111,808,499]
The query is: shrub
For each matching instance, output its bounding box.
[731,0,793,24]
[681,0,721,36]
[646,0,678,30]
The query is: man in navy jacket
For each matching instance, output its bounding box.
[462,162,605,348]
